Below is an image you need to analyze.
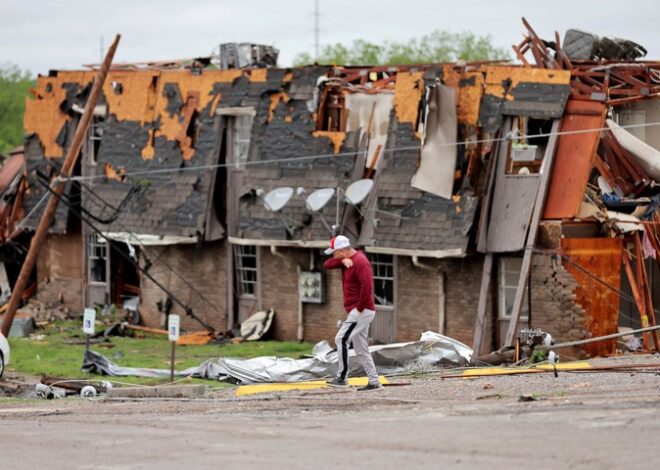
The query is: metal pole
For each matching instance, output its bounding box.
[0,35,121,337]
[314,0,320,61]
[170,341,176,382]
[537,324,660,350]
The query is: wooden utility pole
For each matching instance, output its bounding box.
[0,35,121,337]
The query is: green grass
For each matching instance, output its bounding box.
[6,320,313,386]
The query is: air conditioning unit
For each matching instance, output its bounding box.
[511,144,538,162]
[217,43,279,69]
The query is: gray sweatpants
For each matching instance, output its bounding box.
[335,308,379,386]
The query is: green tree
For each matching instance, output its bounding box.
[0,64,34,155]
[294,31,509,66]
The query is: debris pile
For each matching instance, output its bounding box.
[81,331,472,384]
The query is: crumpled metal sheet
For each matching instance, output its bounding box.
[81,331,472,384]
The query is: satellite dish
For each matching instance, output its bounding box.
[344,179,374,205]
[263,187,294,212]
[306,188,335,212]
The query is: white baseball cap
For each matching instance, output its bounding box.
[324,235,351,255]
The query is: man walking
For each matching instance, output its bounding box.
[323,235,381,391]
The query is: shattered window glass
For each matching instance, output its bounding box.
[87,234,107,283]
[235,245,258,296]
[368,253,395,307]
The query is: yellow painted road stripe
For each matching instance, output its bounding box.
[236,376,389,396]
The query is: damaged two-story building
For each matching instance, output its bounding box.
[7,20,660,357]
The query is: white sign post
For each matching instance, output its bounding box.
[168,314,180,382]
[82,308,96,351]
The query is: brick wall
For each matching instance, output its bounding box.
[396,255,494,350]
[529,253,589,359]
[259,248,495,349]
[250,248,589,357]
[259,247,343,343]
[139,241,228,331]
[36,233,83,311]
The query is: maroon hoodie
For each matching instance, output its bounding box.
[323,250,376,313]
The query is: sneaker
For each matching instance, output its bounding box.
[326,378,349,388]
[357,383,382,391]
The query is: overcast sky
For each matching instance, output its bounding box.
[1,0,657,75]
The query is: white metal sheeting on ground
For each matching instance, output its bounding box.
[82,331,472,384]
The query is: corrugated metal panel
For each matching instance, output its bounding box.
[371,309,396,344]
[543,99,607,219]
[561,237,622,356]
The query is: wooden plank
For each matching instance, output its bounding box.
[634,233,660,351]
[561,238,623,356]
[505,120,561,347]
[476,128,504,254]
[622,248,651,348]
[543,99,607,220]
[472,254,493,357]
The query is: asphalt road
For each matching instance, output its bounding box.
[1,370,659,470]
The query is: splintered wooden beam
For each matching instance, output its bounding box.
[504,120,561,347]
[633,233,660,351]
[472,253,493,358]
[622,244,652,349]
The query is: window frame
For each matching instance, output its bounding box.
[87,233,108,285]
[234,245,259,298]
[87,115,104,166]
[232,114,253,170]
[369,253,396,309]
[497,257,529,321]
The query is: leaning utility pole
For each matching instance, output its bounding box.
[0,34,121,337]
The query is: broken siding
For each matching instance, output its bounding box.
[369,106,477,253]
[22,68,301,238]
[479,66,571,132]
[236,66,361,241]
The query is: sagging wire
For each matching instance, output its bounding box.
[34,176,216,333]
[76,181,224,318]
[58,120,660,184]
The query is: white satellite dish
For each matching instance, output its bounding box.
[306,188,335,212]
[263,187,294,212]
[344,179,374,205]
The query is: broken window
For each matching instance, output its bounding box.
[87,234,108,283]
[87,115,104,165]
[498,257,529,319]
[369,253,395,307]
[506,117,553,175]
[235,245,258,296]
[315,84,346,132]
[233,115,253,169]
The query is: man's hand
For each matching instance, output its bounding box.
[342,258,353,268]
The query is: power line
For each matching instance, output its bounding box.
[61,120,660,184]
[33,176,216,333]
[77,181,224,318]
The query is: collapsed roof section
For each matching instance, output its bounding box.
[18,54,577,255]
[17,19,658,262]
